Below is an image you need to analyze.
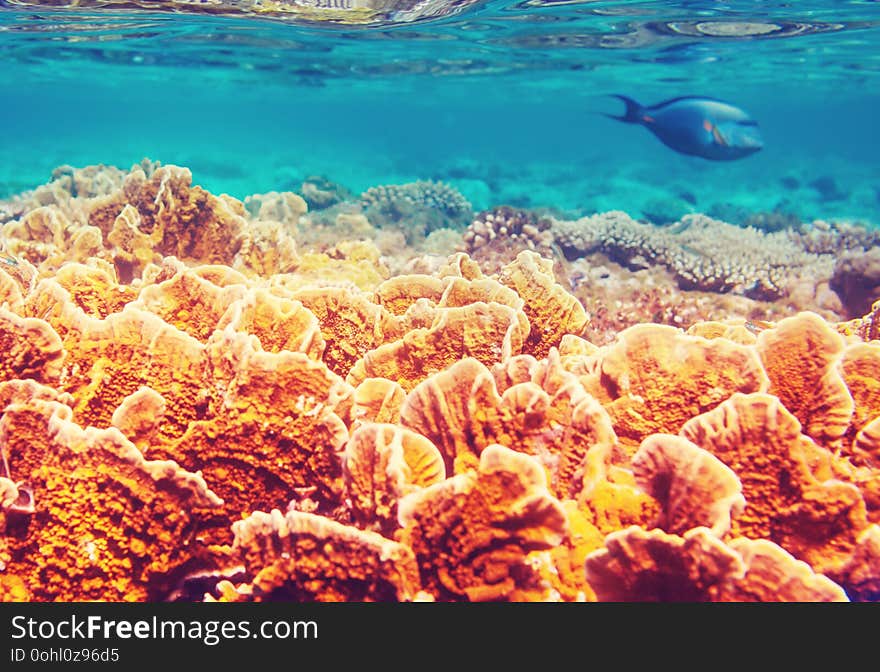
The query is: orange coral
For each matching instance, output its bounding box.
[584,526,848,602]
[436,251,483,280]
[374,275,445,315]
[292,285,405,379]
[718,538,848,602]
[681,392,869,579]
[686,319,758,345]
[398,358,496,474]
[558,333,599,356]
[756,311,853,445]
[244,190,307,225]
[0,398,220,601]
[578,441,661,536]
[0,257,36,301]
[222,510,421,601]
[498,251,589,358]
[52,262,136,319]
[0,258,37,313]
[31,288,208,443]
[0,307,64,384]
[110,386,167,449]
[343,422,445,535]
[854,418,880,469]
[133,268,248,341]
[0,270,24,314]
[398,445,567,601]
[106,203,158,275]
[280,243,388,291]
[557,333,600,376]
[136,327,353,532]
[233,219,299,277]
[632,434,745,537]
[215,288,325,360]
[2,206,86,269]
[584,526,743,601]
[351,378,406,426]
[438,275,524,313]
[89,165,247,280]
[0,378,74,411]
[4,165,877,604]
[399,354,618,497]
[587,324,769,451]
[837,525,880,601]
[188,264,250,288]
[539,500,603,601]
[347,302,529,392]
[841,342,880,464]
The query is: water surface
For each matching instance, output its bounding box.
[1,1,878,224]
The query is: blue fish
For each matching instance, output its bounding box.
[605,95,763,161]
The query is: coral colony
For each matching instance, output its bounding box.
[1,160,879,602]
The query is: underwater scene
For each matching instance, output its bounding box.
[0,0,879,603]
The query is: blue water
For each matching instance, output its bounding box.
[1,1,879,224]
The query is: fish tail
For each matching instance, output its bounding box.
[603,94,644,124]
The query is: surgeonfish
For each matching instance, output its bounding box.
[604,94,763,161]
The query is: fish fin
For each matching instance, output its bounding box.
[602,94,644,124]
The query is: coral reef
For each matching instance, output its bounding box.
[360,180,473,242]
[460,206,555,275]
[298,175,353,211]
[553,211,836,301]
[1,162,879,603]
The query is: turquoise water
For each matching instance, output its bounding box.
[1,1,879,224]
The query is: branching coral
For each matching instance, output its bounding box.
[360,180,473,241]
[461,206,556,275]
[553,211,835,301]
